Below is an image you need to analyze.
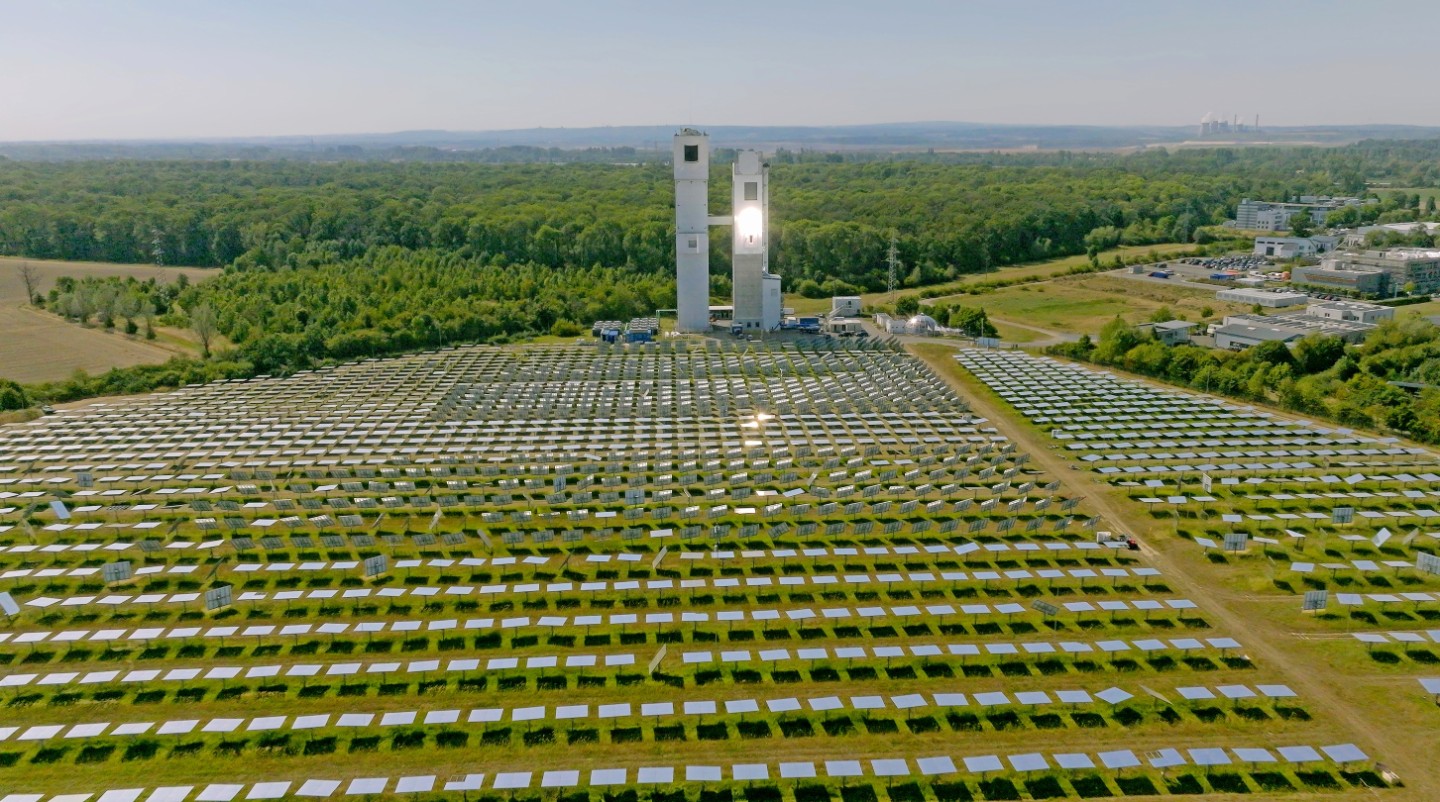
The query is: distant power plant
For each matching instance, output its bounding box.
[672,129,782,334]
[1198,112,1262,138]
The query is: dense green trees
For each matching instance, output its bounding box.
[6,140,1438,293]
[8,138,1440,404]
[0,380,28,411]
[1052,316,1440,445]
[185,247,673,374]
[42,274,175,337]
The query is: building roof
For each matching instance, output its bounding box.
[1383,248,1440,260]
[1215,322,1303,343]
[1299,264,1385,275]
[1216,288,1309,301]
[1153,320,1197,331]
[1307,300,1388,313]
[1220,312,1375,341]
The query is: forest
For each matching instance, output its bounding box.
[1050,315,1440,446]
[6,139,1440,293]
[7,139,1440,400]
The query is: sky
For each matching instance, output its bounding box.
[2,0,1437,141]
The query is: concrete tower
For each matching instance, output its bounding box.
[673,129,712,333]
[731,150,781,331]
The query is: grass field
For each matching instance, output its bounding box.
[0,257,216,383]
[1371,187,1440,204]
[988,319,1042,343]
[1393,299,1440,319]
[953,273,1246,335]
[785,243,1197,317]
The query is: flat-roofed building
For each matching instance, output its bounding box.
[1214,318,1308,350]
[1291,263,1390,296]
[1213,309,1378,350]
[1308,249,1440,296]
[1235,197,1361,231]
[1253,235,1339,258]
[831,296,862,318]
[1140,320,1197,345]
[1216,288,1309,307]
[1305,300,1394,325]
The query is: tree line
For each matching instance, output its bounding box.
[21,247,673,403]
[6,141,1439,294]
[1050,316,1440,445]
[8,139,1440,404]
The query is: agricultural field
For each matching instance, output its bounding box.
[0,258,215,384]
[952,347,1440,800]
[0,339,1397,801]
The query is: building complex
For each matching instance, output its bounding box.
[1213,300,1394,350]
[1234,197,1363,231]
[1292,249,1440,297]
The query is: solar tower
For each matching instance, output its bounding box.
[672,128,712,333]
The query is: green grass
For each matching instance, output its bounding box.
[989,320,1041,344]
[1395,300,1440,319]
[961,274,1241,334]
[1371,187,1440,203]
[784,243,1197,318]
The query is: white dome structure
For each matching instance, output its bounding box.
[907,314,939,333]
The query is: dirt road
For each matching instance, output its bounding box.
[910,342,1435,800]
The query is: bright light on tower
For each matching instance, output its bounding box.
[735,207,763,244]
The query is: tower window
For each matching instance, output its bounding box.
[684,145,699,162]
[744,181,758,201]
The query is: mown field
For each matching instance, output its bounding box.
[785,243,1196,318]
[957,274,1247,334]
[0,257,215,383]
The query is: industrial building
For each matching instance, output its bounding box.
[1252,235,1339,259]
[831,296,862,318]
[1296,249,1440,297]
[1212,300,1392,350]
[1215,288,1309,308]
[1234,197,1362,231]
[672,129,782,334]
[1197,112,1260,138]
[1341,221,1440,248]
[1290,264,1389,296]
[823,317,866,336]
[875,313,940,335]
[1305,300,1395,325]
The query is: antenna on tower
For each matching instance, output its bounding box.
[886,233,901,307]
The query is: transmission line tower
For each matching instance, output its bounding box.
[886,234,900,307]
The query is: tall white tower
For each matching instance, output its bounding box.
[673,129,712,333]
[731,150,781,331]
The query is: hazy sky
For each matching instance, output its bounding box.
[3,0,1436,141]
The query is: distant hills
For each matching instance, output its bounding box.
[5,121,1440,161]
